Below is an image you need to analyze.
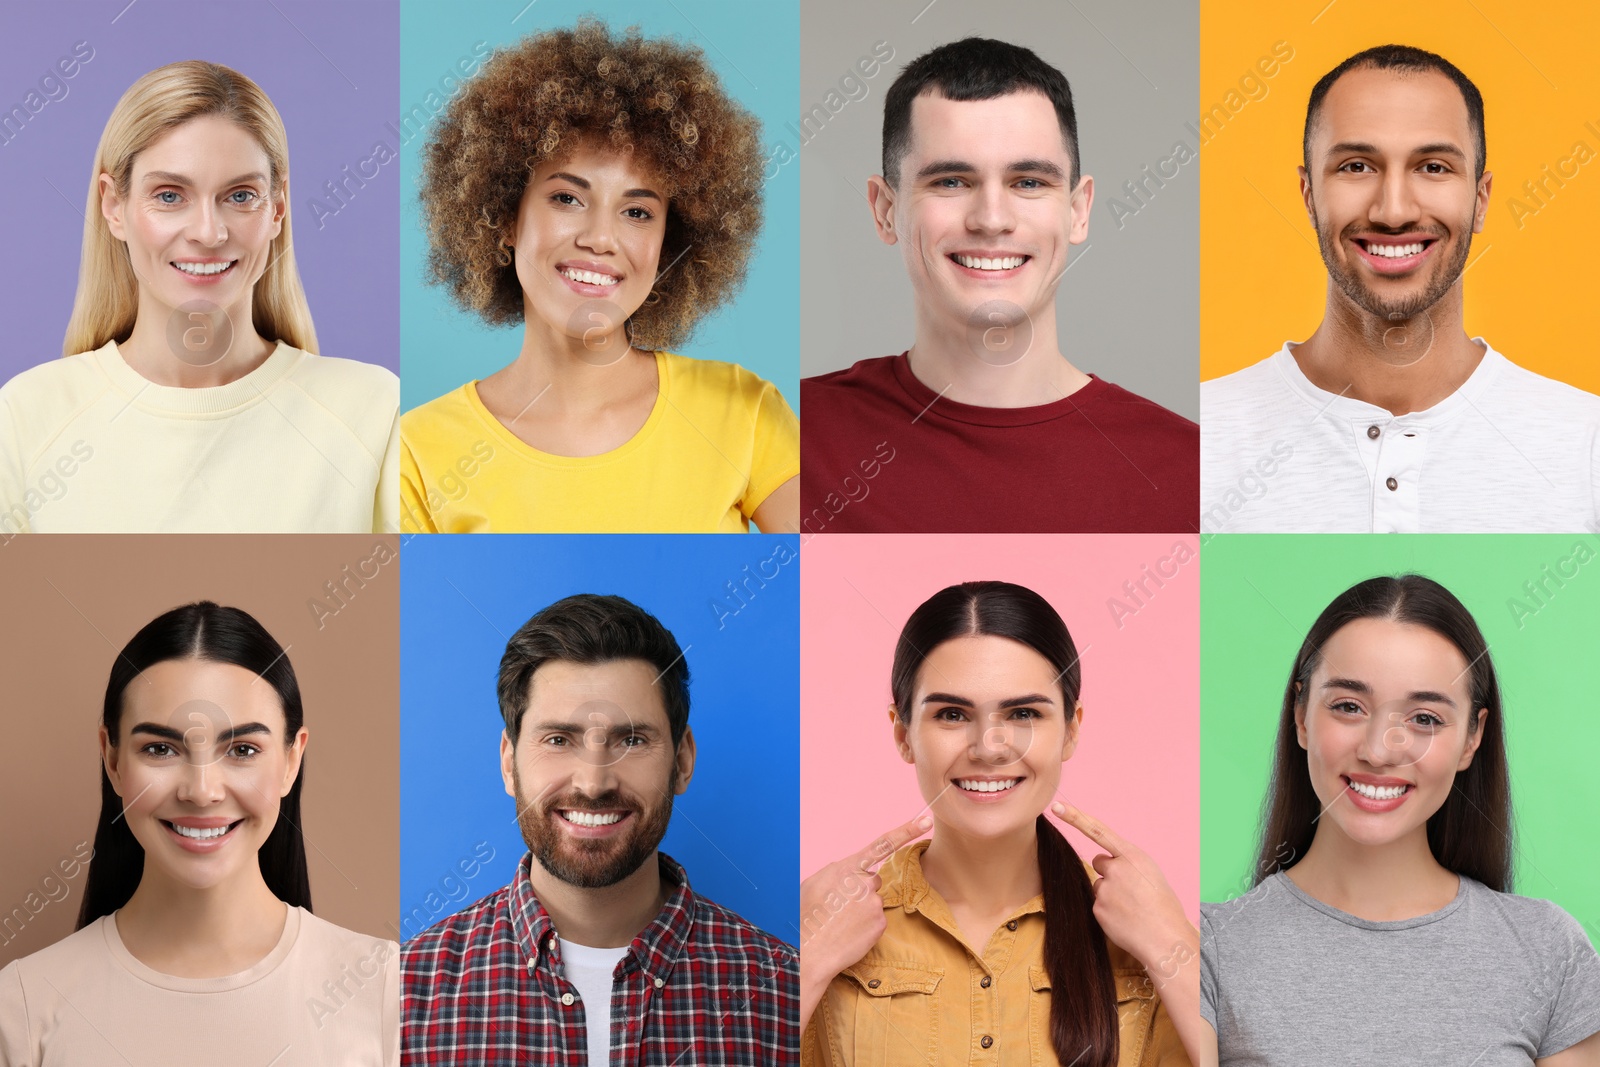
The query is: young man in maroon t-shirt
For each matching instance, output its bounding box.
[800,37,1197,533]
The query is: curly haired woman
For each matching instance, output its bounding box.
[400,19,798,534]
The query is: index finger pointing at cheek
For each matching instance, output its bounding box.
[1051,802,1127,858]
[854,814,934,874]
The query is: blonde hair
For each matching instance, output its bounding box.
[62,61,318,357]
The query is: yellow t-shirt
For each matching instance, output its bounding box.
[802,841,1191,1067]
[399,351,799,533]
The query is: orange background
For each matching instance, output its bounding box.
[1201,0,1600,389]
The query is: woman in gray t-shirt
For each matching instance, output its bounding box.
[1199,574,1600,1066]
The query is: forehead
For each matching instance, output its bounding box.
[1311,66,1473,159]
[1313,617,1472,698]
[121,658,285,731]
[524,659,669,729]
[904,89,1071,169]
[133,114,270,176]
[915,634,1062,702]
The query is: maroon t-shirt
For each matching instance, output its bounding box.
[800,354,1197,533]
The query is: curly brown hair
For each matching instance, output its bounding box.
[419,18,765,351]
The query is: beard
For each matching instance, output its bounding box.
[1313,199,1473,322]
[513,764,676,889]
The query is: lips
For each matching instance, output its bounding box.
[1341,774,1413,813]
[1351,236,1436,276]
[951,776,1024,802]
[170,259,237,284]
[948,252,1030,279]
[160,817,245,852]
[552,807,634,839]
[556,261,622,297]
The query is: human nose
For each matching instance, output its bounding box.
[575,209,619,255]
[185,197,227,246]
[968,714,1023,766]
[1367,167,1421,231]
[1354,707,1410,767]
[966,180,1016,235]
[176,753,228,804]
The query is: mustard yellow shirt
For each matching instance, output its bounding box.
[398,351,798,532]
[803,841,1190,1067]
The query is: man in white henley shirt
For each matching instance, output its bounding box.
[1201,44,1600,534]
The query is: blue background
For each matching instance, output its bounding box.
[398,0,799,412]
[400,532,800,946]
[0,0,399,375]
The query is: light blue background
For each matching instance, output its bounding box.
[398,0,799,413]
[399,533,800,945]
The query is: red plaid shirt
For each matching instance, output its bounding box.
[401,851,798,1065]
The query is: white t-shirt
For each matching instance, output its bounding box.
[558,937,629,1067]
[1201,340,1600,532]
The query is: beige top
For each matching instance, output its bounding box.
[0,906,398,1066]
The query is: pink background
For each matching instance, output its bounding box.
[800,534,1199,920]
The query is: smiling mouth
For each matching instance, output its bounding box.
[1353,238,1435,260]
[172,260,237,277]
[558,266,620,287]
[954,777,1022,794]
[162,819,243,840]
[949,253,1029,272]
[1343,776,1412,801]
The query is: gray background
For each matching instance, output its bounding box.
[799,0,1199,420]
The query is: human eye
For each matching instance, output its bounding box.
[1329,699,1363,716]
[1419,161,1451,175]
[1009,706,1042,720]
[1014,177,1046,190]
[227,189,260,205]
[620,733,649,747]
[228,742,261,760]
[623,205,655,221]
[1410,710,1446,729]
[932,706,968,722]
[550,191,581,207]
[140,741,177,758]
[153,189,183,205]
[543,734,571,747]
[932,176,966,189]
[1337,160,1371,174]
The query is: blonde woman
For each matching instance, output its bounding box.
[0,61,398,534]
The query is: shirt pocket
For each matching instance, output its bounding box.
[840,960,944,1065]
[1028,966,1160,1067]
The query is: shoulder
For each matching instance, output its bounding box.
[284,350,398,405]
[0,351,114,426]
[687,890,798,972]
[400,384,480,442]
[295,908,397,965]
[1485,348,1600,418]
[1,917,110,983]
[1201,353,1290,409]
[1466,881,1593,942]
[801,355,898,396]
[662,351,784,404]
[1086,379,1197,435]
[400,883,514,973]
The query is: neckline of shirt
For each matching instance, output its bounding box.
[99,904,303,992]
[1269,337,1507,429]
[93,340,304,416]
[1270,870,1472,931]
[464,350,669,468]
[888,351,1108,428]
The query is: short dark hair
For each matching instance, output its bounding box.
[497,593,690,747]
[1303,44,1486,180]
[881,37,1080,189]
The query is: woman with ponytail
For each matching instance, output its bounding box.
[0,602,397,1066]
[1201,575,1600,1065]
[800,581,1203,1066]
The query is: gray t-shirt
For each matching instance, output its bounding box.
[1202,872,1600,1065]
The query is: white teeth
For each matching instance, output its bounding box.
[173,261,233,275]
[1367,242,1425,259]
[171,822,233,839]
[1348,780,1408,801]
[560,267,619,286]
[955,778,1020,793]
[954,254,1025,271]
[561,810,624,827]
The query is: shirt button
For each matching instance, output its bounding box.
[547,939,556,951]
[560,993,575,1006]
[981,1035,994,1049]
[1386,477,1398,491]
[867,978,881,988]
[1006,921,1017,931]
[980,975,992,988]
[653,977,665,989]
[1367,425,1380,439]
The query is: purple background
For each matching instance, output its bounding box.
[0,0,399,376]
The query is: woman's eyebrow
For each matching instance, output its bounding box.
[140,170,267,186]
[1320,677,1458,708]
[545,171,661,201]
[129,721,273,741]
[920,692,1054,707]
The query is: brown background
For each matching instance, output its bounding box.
[0,535,399,966]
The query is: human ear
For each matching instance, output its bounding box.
[1067,176,1094,245]
[867,176,897,245]
[1297,165,1315,226]
[99,725,123,796]
[1457,707,1489,771]
[1061,700,1083,762]
[1472,171,1492,234]
[100,173,126,241]
[280,725,308,797]
[1293,683,1309,749]
[889,704,913,763]
[499,730,516,799]
[672,727,697,795]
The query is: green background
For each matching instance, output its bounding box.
[1201,534,1600,949]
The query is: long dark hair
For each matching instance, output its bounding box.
[77,601,312,927]
[891,581,1117,1067]
[1253,574,1512,892]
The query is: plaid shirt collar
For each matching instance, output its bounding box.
[509,849,695,984]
